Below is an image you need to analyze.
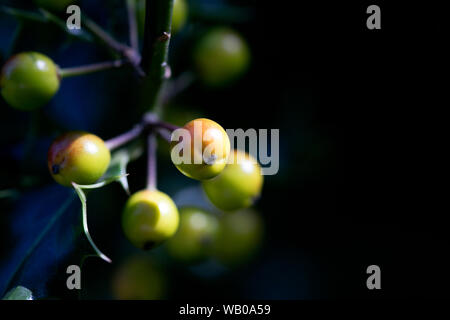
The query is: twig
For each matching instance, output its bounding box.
[59,60,126,78]
[82,15,144,77]
[146,132,157,190]
[0,6,93,42]
[105,124,145,150]
[126,0,139,52]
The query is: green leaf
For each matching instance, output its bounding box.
[3,286,33,300]
[105,141,144,195]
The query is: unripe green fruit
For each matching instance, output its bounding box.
[166,207,218,263]
[47,132,111,187]
[112,255,166,300]
[170,118,231,181]
[212,209,263,266]
[202,150,263,211]
[34,0,77,12]
[193,27,250,87]
[122,190,180,250]
[1,52,60,111]
[172,0,188,34]
[137,0,188,35]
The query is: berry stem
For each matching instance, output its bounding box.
[105,124,145,151]
[139,0,174,114]
[82,15,145,77]
[146,132,158,191]
[59,60,125,78]
[126,0,139,52]
[157,121,180,132]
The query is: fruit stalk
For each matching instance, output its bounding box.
[82,15,144,76]
[126,0,139,52]
[146,132,157,190]
[105,124,145,150]
[59,60,125,78]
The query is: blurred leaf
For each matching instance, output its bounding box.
[0,185,79,299]
[3,286,33,300]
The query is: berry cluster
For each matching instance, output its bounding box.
[1,1,262,266]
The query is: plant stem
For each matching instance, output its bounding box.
[140,0,174,114]
[126,0,139,52]
[82,15,128,54]
[157,120,180,132]
[146,132,157,191]
[59,60,125,78]
[105,124,144,150]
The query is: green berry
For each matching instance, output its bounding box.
[172,0,188,34]
[112,255,166,300]
[212,209,263,266]
[193,27,250,87]
[136,0,188,35]
[47,131,111,187]
[122,190,180,250]
[33,0,77,12]
[165,207,218,263]
[1,52,60,111]
[170,118,231,181]
[202,150,263,211]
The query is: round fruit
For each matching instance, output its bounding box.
[112,255,166,300]
[166,207,218,263]
[212,209,263,266]
[122,190,179,250]
[1,52,60,111]
[172,0,188,34]
[47,131,111,187]
[34,0,77,12]
[136,0,188,35]
[193,27,250,86]
[202,150,263,211]
[170,118,231,180]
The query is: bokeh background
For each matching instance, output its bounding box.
[1,0,445,300]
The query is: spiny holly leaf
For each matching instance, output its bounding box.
[0,184,80,299]
[72,174,128,264]
[3,286,33,300]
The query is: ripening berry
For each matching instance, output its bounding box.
[122,190,180,250]
[170,118,231,180]
[165,207,218,263]
[112,255,167,300]
[136,0,188,35]
[202,150,263,211]
[1,52,60,111]
[47,131,111,187]
[193,27,250,86]
[212,209,263,266]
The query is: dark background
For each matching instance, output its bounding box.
[0,0,447,299]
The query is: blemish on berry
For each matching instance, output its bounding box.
[52,164,60,175]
